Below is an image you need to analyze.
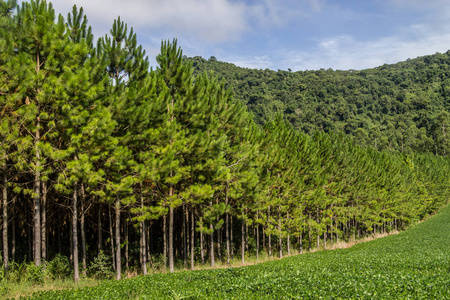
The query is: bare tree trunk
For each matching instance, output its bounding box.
[69,212,73,265]
[287,212,290,256]
[241,215,245,265]
[185,206,189,267]
[2,167,8,272]
[80,184,86,275]
[41,180,47,262]
[58,211,61,255]
[268,205,272,257]
[316,208,320,249]
[225,185,230,264]
[217,222,222,263]
[278,209,282,259]
[230,215,234,259]
[256,211,259,262]
[182,204,187,268]
[190,209,194,270]
[140,192,147,275]
[200,223,205,265]
[324,230,327,249]
[163,214,167,271]
[125,217,129,270]
[115,197,121,280]
[33,144,41,266]
[98,201,102,252]
[33,57,42,267]
[299,232,303,254]
[262,226,265,254]
[210,223,214,267]
[73,183,79,283]
[168,205,174,273]
[308,213,312,252]
[109,206,115,271]
[12,204,15,262]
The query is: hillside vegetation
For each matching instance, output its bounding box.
[191,52,450,155]
[26,201,450,299]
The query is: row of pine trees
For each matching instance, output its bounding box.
[1,0,450,282]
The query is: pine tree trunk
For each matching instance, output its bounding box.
[2,167,8,272]
[200,223,205,264]
[33,57,42,267]
[80,184,86,275]
[169,205,174,273]
[190,209,194,270]
[115,197,121,280]
[140,192,147,275]
[287,212,290,256]
[125,217,129,270]
[185,206,190,267]
[182,204,187,268]
[299,232,303,254]
[287,233,290,256]
[217,220,222,263]
[73,183,79,283]
[256,211,259,262]
[268,206,271,257]
[230,215,234,259]
[225,185,230,264]
[69,211,73,265]
[58,212,61,255]
[163,214,167,271]
[268,233,272,257]
[33,140,41,266]
[308,214,312,252]
[316,208,320,249]
[262,226,265,254]
[41,180,47,262]
[210,223,214,267]
[278,209,282,259]
[11,206,15,262]
[98,201,102,252]
[241,216,245,265]
[109,206,115,271]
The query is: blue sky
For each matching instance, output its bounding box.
[51,0,450,71]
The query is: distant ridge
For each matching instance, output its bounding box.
[190,50,450,155]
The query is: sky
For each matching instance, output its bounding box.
[50,0,450,71]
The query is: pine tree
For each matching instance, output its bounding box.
[0,0,18,274]
[97,16,150,279]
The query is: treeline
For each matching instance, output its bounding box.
[1,0,450,284]
[190,52,450,155]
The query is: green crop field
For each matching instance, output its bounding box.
[23,205,450,300]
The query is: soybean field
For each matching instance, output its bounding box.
[23,204,450,299]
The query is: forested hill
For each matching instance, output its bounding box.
[190,52,450,155]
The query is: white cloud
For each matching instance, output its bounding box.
[283,15,450,71]
[247,0,325,28]
[226,55,274,70]
[52,0,248,42]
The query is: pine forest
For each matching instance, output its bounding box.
[1,0,450,287]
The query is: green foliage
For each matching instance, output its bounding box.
[190,53,450,155]
[45,254,71,280]
[24,263,45,285]
[87,251,114,280]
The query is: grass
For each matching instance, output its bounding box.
[2,278,99,300]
